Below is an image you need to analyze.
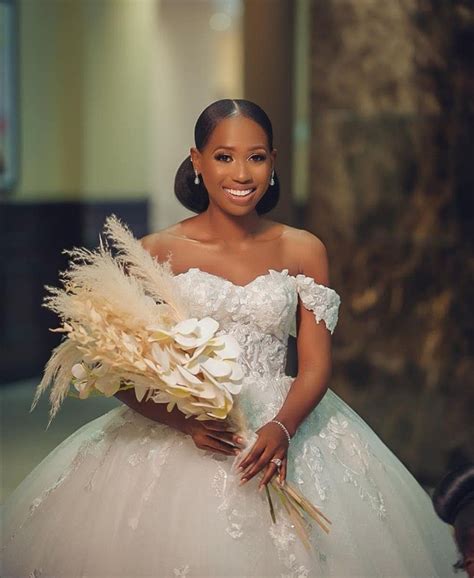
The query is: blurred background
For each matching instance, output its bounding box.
[0,0,473,504]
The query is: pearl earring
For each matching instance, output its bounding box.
[194,170,200,185]
[270,170,275,186]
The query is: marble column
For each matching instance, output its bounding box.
[308,0,474,482]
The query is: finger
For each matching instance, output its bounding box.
[240,450,274,483]
[240,442,279,475]
[236,443,264,471]
[208,431,246,448]
[258,462,279,490]
[279,457,287,484]
[202,439,240,456]
[207,430,245,446]
[243,450,286,485]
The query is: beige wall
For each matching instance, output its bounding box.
[81,0,156,199]
[151,0,243,229]
[16,0,156,201]
[17,0,82,198]
[15,0,245,233]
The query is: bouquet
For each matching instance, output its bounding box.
[32,215,331,551]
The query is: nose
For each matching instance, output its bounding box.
[232,159,252,183]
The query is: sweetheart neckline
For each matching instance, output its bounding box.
[173,267,339,296]
[174,267,290,289]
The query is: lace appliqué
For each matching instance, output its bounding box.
[127,429,181,530]
[2,407,180,554]
[211,459,261,540]
[293,274,340,335]
[1,412,129,555]
[294,443,328,502]
[268,516,315,578]
[319,415,387,519]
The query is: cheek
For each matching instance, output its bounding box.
[206,165,229,182]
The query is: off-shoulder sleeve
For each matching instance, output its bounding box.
[290,274,341,337]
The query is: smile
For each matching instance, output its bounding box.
[223,187,256,197]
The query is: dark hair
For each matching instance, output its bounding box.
[433,463,474,525]
[432,463,474,571]
[174,99,279,215]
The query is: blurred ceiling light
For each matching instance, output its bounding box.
[209,12,232,32]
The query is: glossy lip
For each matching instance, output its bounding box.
[222,185,256,191]
[222,186,257,204]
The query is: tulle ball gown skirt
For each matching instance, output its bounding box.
[1,385,458,578]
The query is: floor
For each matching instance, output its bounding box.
[0,377,120,504]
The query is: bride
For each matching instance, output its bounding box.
[1,99,458,577]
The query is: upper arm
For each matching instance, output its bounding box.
[293,231,332,378]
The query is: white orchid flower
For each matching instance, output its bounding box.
[173,318,199,335]
[200,357,232,378]
[210,334,241,359]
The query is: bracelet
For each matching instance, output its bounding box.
[270,419,291,444]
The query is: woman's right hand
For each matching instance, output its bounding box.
[183,418,247,456]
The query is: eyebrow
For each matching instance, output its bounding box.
[212,145,267,152]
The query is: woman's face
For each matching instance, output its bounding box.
[190,115,277,216]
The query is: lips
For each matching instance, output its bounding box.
[222,186,256,197]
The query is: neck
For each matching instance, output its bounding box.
[203,203,262,243]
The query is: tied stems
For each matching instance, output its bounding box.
[256,472,332,552]
[264,482,277,524]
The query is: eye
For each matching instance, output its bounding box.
[214,153,267,162]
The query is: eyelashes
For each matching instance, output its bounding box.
[214,154,267,163]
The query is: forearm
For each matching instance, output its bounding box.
[114,389,191,435]
[273,366,331,437]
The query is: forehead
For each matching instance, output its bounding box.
[206,116,269,149]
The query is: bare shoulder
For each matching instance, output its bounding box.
[139,223,183,260]
[281,225,329,285]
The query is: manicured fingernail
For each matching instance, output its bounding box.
[239,478,247,485]
[259,484,264,492]
[238,466,244,471]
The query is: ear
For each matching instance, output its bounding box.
[271,148,277,168]
[190,147,201,172]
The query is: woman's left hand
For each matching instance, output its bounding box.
[235,421,289,490]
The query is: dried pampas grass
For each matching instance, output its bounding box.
[31,214,191,426]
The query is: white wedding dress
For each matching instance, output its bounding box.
[1,268,458,578]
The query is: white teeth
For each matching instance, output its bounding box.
[223,187,255,197]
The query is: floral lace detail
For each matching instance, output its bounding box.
[211,455,261,540]
[127,431,180,531]
[175,267,340,340]
[1,406,181,554]
[319,415,387,519]
[294,443,328,502]
[268,516,312,578]
[293,275,341,335]
[1,409,131,555]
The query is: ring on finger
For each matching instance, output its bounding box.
[270,457,282,469]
